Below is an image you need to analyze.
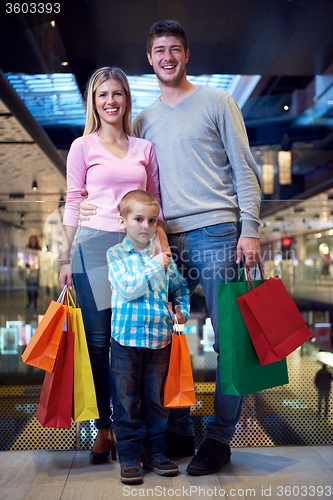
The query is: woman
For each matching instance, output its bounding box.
[59,67,167,464]
[25,235,41,309]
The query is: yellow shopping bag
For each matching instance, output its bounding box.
[67,291,99,422]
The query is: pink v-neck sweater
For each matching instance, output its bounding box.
[63,132,162,231]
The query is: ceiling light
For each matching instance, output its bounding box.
[262,164,275,195]
[284,105,289,111]
[50,20,56,27]
[20,213,25,225]
[294,207,305,213]
[278,151,292,185]
[316,233,323,238]
[61,61,69,66]
[32,180,38,191]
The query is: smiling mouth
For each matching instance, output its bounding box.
[105,108,118,114]
[162,65,176,70]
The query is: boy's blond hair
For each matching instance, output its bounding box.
[119,190,159,218]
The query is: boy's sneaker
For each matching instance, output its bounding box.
[120,460,143,484]
[142,451,179,476]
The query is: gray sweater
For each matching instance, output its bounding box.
[133,85,261,237]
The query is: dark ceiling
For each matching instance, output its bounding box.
[3,0,333,80]
[57,0,333,85]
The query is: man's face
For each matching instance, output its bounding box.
[147,36,189,87]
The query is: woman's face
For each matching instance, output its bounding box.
[30,236,38,247]
[94,78,127,130]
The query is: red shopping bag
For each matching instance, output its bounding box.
[22,288,68,372]
[237,271,313,365]
[163,330,196,408]
[36,330,74,429]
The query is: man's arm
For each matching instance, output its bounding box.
[219,96,262,266]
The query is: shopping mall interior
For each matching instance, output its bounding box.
[1,1,333,498]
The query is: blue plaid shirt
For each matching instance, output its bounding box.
[107,236,190,349]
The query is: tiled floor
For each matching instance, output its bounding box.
[1,446,332,500]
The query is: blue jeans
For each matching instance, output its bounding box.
[167,222,243,445]
[111,338,171,462]
[72,227,125,430]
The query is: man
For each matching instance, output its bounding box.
[133,20,261,476]
[314,363,333,419]
[80,19,261,475]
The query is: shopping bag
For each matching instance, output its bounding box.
[21,288,68,372]
[35,330,74,428]
[218,278,289,396]
[236,271,313,365]
[67,291,99,422]
[163,323,196,408]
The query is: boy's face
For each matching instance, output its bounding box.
[118,202,159,250]
[147,35,189,87]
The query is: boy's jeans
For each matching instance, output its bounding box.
[111,338,171,461]
[167,222,243,445]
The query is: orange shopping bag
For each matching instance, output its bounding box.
[22,287,68,372]
[163,322,196,408]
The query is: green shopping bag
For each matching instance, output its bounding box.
[218,271,289,396]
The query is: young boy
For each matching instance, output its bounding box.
[106,190,190,485]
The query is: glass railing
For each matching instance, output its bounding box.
[1,198,333,451]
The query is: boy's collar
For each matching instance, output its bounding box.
[122,235,155,254]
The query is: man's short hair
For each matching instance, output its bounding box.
[146,19,189,54]
[119,190,159,218]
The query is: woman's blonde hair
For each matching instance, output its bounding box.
[83,67,132,136]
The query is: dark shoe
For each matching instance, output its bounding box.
[142,451,179,476]
[186,439,231,476]
[89,449,110,464]
[89,429,117,464]
[120,460,143,484]
[164,429,195,458]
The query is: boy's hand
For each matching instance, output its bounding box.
[153,251,172,269]
[168,303,187,324]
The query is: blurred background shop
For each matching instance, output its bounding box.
[1,0,333,452]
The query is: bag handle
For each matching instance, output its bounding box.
[244,262,266,291]
[57,285,67,304]
[66,288,76,308]
[173,314,185,335]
